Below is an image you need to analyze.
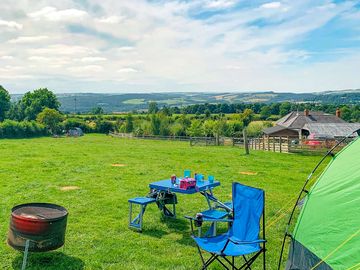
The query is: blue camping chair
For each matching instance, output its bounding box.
[186,182,266,269]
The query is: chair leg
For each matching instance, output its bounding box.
[173,202,176,218]
[215,256,230,270]
[129,203,132,227]
[139,205,144,231]
[196,245,205,266]
[242,256,251,270]
[263,244,266,270]
[202,254,218,270]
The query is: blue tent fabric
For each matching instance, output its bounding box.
[192,182,265,256]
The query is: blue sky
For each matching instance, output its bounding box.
[0,0,359,93]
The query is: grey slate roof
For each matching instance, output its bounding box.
[276,111,346,129]
[302,123,360,138]
[263,125,288,135]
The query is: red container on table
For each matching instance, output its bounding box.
[179,178,196,190]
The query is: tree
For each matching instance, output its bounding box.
[161,105,171,116]
[21,88,60,120]
[148,102,159,114]
[36,108,63,134]
[239,109,254,127]
[150,114,161,135]
[260,106,271,120]
[125,113,134,133]
[0,85,11,121]
[203,120,216,137]
[91,106,104,115]
[205,109,211,118]
[7,102,24,121]
[169,122,185,136]
[279,102,292,116]
[340,106,352,122]
[159,117,170,136]
[186,120,203,137]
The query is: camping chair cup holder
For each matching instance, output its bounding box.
[188,209,231,237]
[186,182,266,270]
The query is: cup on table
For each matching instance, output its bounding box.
[208,175,214,183]
[184,169,191,178]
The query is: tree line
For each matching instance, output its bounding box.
[153,102,360,122]
[1,85,359,139]
[0,86,114,138]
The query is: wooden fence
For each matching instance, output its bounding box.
[109,132,352,154]
[249,136,352,154]
[109,132,191,141]
[249,136,290,153]
[109,132,244,147]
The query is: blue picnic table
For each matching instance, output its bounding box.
[148,179,222,218]
[149,179,220,194]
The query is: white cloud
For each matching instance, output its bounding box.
[205,0,238,9]
[0,55,14,60]
[117,67,139,73]
[68,65,104,73]
[81,57,107,62]
[96,16,125,24]
[0,19,23,30]
[261,2,282,9]
[29,44,97,56]
[9,35,49,43]
[28,6,88,22]
[0,0,359,93]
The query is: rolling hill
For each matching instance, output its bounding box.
[11,90,360,113]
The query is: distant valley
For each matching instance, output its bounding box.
[11,90,360,113]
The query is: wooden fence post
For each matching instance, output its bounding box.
[273,137,275,152]
[279,136,282,153]
[287,136,290,152]
[243,129,249,155]
[262,135,265,150]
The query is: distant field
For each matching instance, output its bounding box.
[49,91,360,113]
[122,99,145,105]
[0,135,327,269]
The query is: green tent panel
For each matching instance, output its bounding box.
[286,137,360,270]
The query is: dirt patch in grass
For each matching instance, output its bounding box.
[240,171,258,175]
[111,164,126,167]
[59,186,80,191]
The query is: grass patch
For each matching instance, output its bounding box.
[0,135,327,269]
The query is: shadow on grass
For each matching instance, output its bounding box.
[142,216,195,246]
[12,252,84,270]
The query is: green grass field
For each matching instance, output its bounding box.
[0,135,327,269]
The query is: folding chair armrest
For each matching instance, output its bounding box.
[229,237,266,245]
[203,218,233,223]
[184,216,196,235]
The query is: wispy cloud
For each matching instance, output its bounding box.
[117,67,139,73]
[204,0,238,9]
[9,35,49,43]
[0,0,359,93]
[28,6,88,22]
[0,19,23,30]
[260,2,282,9]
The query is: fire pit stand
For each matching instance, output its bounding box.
[8,203,68,270]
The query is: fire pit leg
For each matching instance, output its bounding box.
[21,239,30,270]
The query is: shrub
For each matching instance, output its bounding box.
[0,120,47,138]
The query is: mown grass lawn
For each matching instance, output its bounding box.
[0,134,327,270]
